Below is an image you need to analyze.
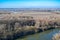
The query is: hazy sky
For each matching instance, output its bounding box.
[0,0,60,8]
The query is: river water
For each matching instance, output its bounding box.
[16,28,60,40]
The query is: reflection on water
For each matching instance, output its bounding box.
[16,28,60,40]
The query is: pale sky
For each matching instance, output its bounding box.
[0,0,60,8]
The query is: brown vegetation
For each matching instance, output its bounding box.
[0,11,60,40]
[52,32,60,40]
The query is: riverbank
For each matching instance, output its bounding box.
[0,11,60,40]
[52,31,60,40]
[16,28,60,40]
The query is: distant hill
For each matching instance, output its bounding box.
[0,8,60,12]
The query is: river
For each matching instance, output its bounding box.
[16,28,60,40]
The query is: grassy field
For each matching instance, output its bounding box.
[0,11,60,40]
